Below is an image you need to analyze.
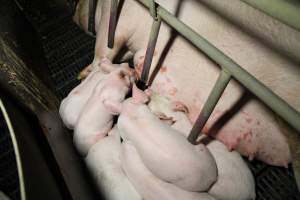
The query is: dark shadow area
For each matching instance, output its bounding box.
[208,91,252,136]
[1,93,70,200]
[15,0,95,99]
[0,0,55,92]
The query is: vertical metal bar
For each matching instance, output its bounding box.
[140,16,161,87]
[149,0,157,19]
[88,0,98,35]
[108,0,118,48]
[188,70,231,144]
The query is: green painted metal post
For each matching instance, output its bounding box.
[149,0,157,19]
[140,15,161,88]
[241,0,300,32]
[188,70,231,144]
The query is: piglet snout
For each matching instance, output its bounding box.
[118,67,136,87]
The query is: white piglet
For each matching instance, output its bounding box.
[147,93,256,200]
[206,139,256,200]
[105,85,217,192]
[74,62,136,156]
[59,58,119,129]
[85,127,142,200]
[121,141,216,200]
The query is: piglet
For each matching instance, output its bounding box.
[59,58,119,129]
[121,140,216,200]
[206,139,256,200]
[85,126,142,200]
[148,91,191,133]
[147,92,256,200]
[74,62,135,156]
[104,85,217,192]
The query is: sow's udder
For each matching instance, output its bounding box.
[134,52,290,167]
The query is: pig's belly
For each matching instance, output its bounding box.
[136,38,291,167]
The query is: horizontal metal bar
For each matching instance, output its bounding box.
[188,70,231,144]
[241,0,300,32]
[140,16,162,86]
[108,0,118,48]
[136,0,300,133]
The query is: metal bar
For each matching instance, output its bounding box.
[149,0,157,19]
[136,0,300,133]
[88,0,98,35]
[188,70,231,144]
[241,0,300,32]
[0,99,26,200]
[140,16,162,87]
[108,0,118,48]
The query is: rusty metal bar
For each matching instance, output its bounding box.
[88,0,98,35]
[108,0,118,48]
[136,0,300,133]
[188,70,231,144]
[140,15,162,88]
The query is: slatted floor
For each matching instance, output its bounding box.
[18,1,300,199]
[0,111,20,200]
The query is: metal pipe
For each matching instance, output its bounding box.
[88,0,98,35]
[0,99,26,200]
[149,0,157,19]
[241,0,300,32]
[108,0,118,48]
[137,0,300,133]
[140,16,162,87]
[188,70,231,144]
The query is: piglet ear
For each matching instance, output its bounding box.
[103,100,122,115]
[100,58,114,73]
[132,84,149,104]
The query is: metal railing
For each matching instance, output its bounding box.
[107,0,300,144]
[241,0,300,32]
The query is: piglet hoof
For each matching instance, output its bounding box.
[99,58,115,74]
[171,101,189,114]
[77,64,92,80]
[144,88,153,97]
[248,153,255,161]
[155,112,176,125]
[132,84,149,104]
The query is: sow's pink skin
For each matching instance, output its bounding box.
[105,85,217,192]
[73,0,295,167]
[73,60,136,156]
